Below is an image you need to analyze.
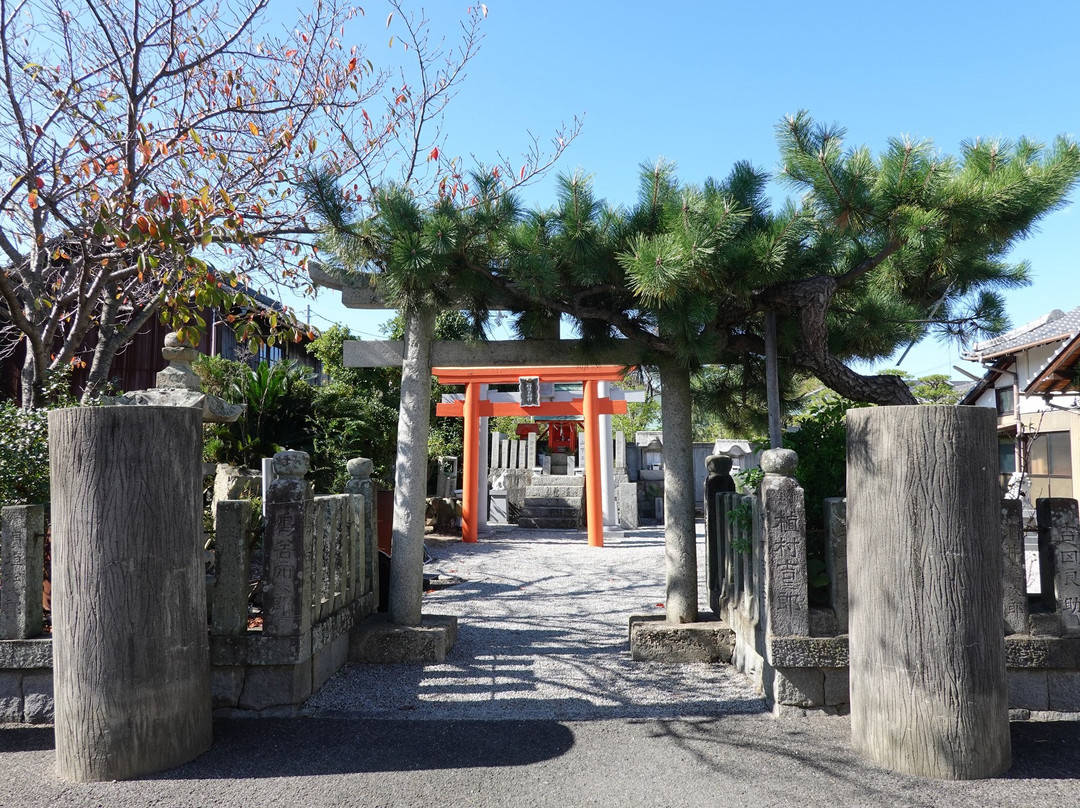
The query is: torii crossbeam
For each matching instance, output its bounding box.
[433,364,629,547]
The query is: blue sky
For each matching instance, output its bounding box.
[297,0,1080,380]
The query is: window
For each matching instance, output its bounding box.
[995,386,1014,416]
[1028,431,1073,501]
[998,438,1017,493]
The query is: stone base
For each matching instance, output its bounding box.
[350,614,458,664]
[628,615,734,663]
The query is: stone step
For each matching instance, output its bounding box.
[519,505,581,519]
[521,496,583,508]
[518,516,582,530]
[526,482,585,497]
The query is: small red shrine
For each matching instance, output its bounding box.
[434,365,629,547]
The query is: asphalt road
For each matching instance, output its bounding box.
[3,714,1080,807]
[4,527,1079,806]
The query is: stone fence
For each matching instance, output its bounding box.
[0,453,379,723]
[709,457,1080,717]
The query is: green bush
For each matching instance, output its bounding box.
[0,403,50,506]
[0,367,80,507]
[196,357,316,470]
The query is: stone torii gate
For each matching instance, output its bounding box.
[310,266,701,636]
[433,364,629,547]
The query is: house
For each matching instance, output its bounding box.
[961,306,1080,500]
[2,288,321,402]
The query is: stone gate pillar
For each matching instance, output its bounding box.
[48,405,211,781]
[846,405,1009,779]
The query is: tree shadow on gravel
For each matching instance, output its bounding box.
[0,725,54,753]
[640,715,1080,802]
[161,718,575,780]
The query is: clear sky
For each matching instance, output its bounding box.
[295,0,1080,381]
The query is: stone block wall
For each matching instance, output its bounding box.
[0,453,380,723]
[713,453,1080,718]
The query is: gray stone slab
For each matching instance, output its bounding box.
[823,498,848,634]
[823,668,849,707]
[237,660,313,711]
[0,638,53,668]
[343,339,405,367]
[1047,670,1080,711]
[0,672,21,722]
[0,505,45,640]
[210,666,245,709]
[1005,635,1080,668]
[212,500,252,636]
[209,633,312,667]
[349,613,458,664]
[344,338,650,368]
[616,482,639,529]
[761,473,809,637]
[771,667,825,709]
[1002,499,1030,634]
[768,636,849,668]
[1037,498,1080,632]
[1008,669,1049,711]
[627,615,734,663]
[21,672,53,724]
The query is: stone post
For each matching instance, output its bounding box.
[703,456,736,609]
[263,451,314,637]
[500,438,510,470]
[824,498,848,634]
[346,457,377,597]
[0,504,45,640]
[614,431,627,476]
[659,359,697,624]
[1036,498,1080,632]
[847,405,1009,780]
[759,449,808,637]
[1001,499,1029,635]
[211,500,252,636]
[527,431,538,471]
[389,306,435,627]
[489,432,504,470]
[49,405,211,782]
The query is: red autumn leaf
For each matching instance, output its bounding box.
[428,146,439,161]
[27,191,38,209]
[35,177,44,189]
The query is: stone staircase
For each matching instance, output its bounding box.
[518,474,584,530]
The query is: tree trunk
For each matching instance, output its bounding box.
[48,405,211,782]
[659,359,697,623]
[389,306,435,626]
[775,275,917,406]
[846,405,1010,779]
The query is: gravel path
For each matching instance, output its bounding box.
[306,525,768,720]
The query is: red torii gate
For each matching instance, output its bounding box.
[433,365,629,548]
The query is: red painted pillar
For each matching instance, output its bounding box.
[462,381,480,543]
[583,379,604,547]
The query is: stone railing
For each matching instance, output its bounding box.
[709,449,1080,718]
[0,504,51,723]
[209,451,378,716]
[0,452,380,723]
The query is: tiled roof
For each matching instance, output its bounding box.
[961,306,1080,360]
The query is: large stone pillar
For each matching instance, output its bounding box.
[48,405,211,781]
[847,405,1010,780]
[389,306,435,626]
[659,359,697,623]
